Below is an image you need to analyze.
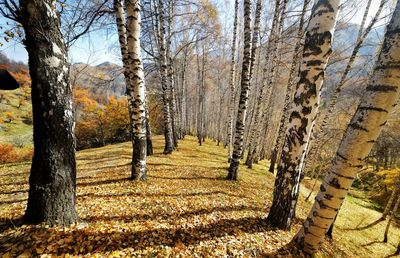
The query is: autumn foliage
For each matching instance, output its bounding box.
[0,144,33,164]
[74,86,130,149]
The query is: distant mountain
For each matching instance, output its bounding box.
[71,62,126,98]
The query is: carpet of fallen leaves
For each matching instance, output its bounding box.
[0,136,399,257]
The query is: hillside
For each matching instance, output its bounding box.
[0,136,398,257]
[0,67,32,146]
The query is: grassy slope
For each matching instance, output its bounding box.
[0,86,33,145]
[0,136,398,257]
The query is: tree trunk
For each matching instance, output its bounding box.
[146,109,153,156]
[304,0,384,172]
[226,0,239,162]
[293,1,400,253]
[267,0,340,230]
[269,0,309,173]
[384,194,400,243]
[247,0,285,169]
[167,0,178,148]
[21,0,78,226]
[126,0,147,180]
[382,186,398,220]
[114,0,147,180]
[227,0,252,180]
[157,0,174,154]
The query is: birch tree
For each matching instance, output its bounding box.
[382,184,399,220]
[114,0,147,180]
[383,193,400,243]
[267,0,341,229]
[268,0,309,172]
[304,0,386,172]
[226,0,239,162]
[158,0,175,154]
[227,0,252,180]
[20,0,78,225]
[246,0,285,168]
[126,0,147,180]
[293,1,400,253]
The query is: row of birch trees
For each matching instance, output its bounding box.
[2,0,400,255]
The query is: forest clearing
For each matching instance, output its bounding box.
[1,0,400,256]
[0,136,398,257]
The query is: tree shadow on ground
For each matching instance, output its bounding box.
[361,240,384,247]
[0,171,29,178]
[0,216,24,232]
[339,218,384,231]
[0,198,27,205]
[1,216,275,255]
[77,177,130,187]
[83,204,264,223]
[0,181,27,187]
[0,189,28,195]
[77,190,247,199]
[148,175,226,181]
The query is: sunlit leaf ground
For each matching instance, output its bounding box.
[0,136,398,257]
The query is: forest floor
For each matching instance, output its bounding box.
[0,136,399,257]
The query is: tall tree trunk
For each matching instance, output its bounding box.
[158,0,174,154]
[125,0,147,180]
[167,0,178,148]
[246,0,282,165]
[293,1,400,253]
[21,0,78,226]
[226,0,239,162]
[242,0,262,168]
[384,194,400,243]
[246,0,285,169]
[269,0,309,173]
[267,0,340,230]
[227,0,252,180]
[304,0,385,172]
[115,0,147,179]
[382,185,399,220]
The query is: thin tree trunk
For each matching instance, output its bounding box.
[226,0,239,162]
[293,1,400,253]
[167,0,178,148]
[382,186,399,220]
[21,0,78,226]
[384,194,400,243]
[227,0,252,180]
[269,0,309,173]
[157,0,174,154]
[146,107,153,155]
[267,0,340,230]
[247,0,286,169]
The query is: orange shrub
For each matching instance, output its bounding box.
[0,144,33,164]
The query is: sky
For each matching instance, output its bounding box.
[0,0,391,66]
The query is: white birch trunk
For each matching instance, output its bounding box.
[294,1,400,253]
[125,0,147,180]
[305,0,385,172]
[226,0,239,162]
[269,0,309,173]
[267,0,340,230]
[227,0,252,180]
